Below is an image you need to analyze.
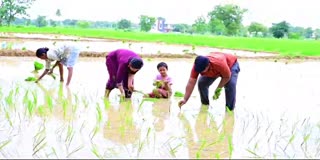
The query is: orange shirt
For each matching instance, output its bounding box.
[190,52,237,79]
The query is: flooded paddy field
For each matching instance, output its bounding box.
[0,56,320,158]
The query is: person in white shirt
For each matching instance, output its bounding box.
[35,44,80,86]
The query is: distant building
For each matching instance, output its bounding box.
[152,17,173,33]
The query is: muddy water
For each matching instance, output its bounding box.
[0,57,320,158]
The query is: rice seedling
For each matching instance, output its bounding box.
[67,144,84,158]
[14,85,20,98]
[195,141,206,159]
[26,99,35,117]
[136,139,145,158]
[79,121,86,134]
[246,148,263,159]
[31,91,38,109]
[284,134,296,152]
[61,99,69,119]
[138,98,158,112]
[65,124,75,149]
[103,98,110,110]
[4,109,13,127]
[33,125,47,156]
[90,125,100,140]
[215,153,221,159]
[72,94,79,112]
[5,90,14,108]
[248,118,261,144]
[96,104,102,124]
[227,134,233,157]
[37,105,47,117]
[91,144,103,159]
[0,139,11,150]
[145,127,151,144]
[44,94,53,113]
[169,143,182,158]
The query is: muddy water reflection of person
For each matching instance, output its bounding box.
[152,99,171,131]
[105,49,144,100]
[35,43,80,86]
[103,101,140,145]
[36,83,73,119]
[181,107,235,159]
[178,52,240,111]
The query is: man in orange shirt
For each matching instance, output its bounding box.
[178,52,240,111]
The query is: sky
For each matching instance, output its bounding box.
[27,0,320,28]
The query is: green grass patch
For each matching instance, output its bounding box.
[1,26,320,56]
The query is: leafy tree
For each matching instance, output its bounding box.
[208,19,226,35]
[247,22,267,37]
[270,21,290,38]
[304,27,313,39]
[314,29,320,40]
[35,15,47,27]
[0,0,35,26]
[238,25,249,37]
[117,19,131,30]
[76,21,90,28]
[192,16,207,34]
[62,19,77,26]
[55,9,62,26]
[289,26,304,38]
[288,32,301,39]
[49,19,57,27]
[139,15,156,32]
[55,9,61,17]
[208,4,247,35]
[91,21,116,28]
[172,23,191,33]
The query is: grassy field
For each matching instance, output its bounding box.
[1,26,320,56]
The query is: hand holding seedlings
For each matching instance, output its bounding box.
[213,87,222,100]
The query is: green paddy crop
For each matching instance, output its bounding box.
[1,26,320,56]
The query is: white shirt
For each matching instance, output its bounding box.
[45,44,75,69]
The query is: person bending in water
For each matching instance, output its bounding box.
[105,49,144,99]
[178,52,240,111]
[35,43,80,86]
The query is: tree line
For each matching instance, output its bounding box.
[1,0,319,39]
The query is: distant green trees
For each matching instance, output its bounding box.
[139,15,156,32]
[248,22,267,37]
[2,1,319,40]
[77,21,91,28]
[0,0,35,26]
[35,15,47,27]
[117,19,131,30]
[270,21,290,38]
[192,16,207,34]
[208,4,247,35]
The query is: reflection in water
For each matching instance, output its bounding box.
[103,100,140,145]
[36,82,74,120]
[181,106,235,159]
[152,100,171,132]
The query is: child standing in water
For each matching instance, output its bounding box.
[147,62,173,98]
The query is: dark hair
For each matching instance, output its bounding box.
[157,62,168,70]
[194,56,210,73]
[129,57,144,69]
[36,47,49,58]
